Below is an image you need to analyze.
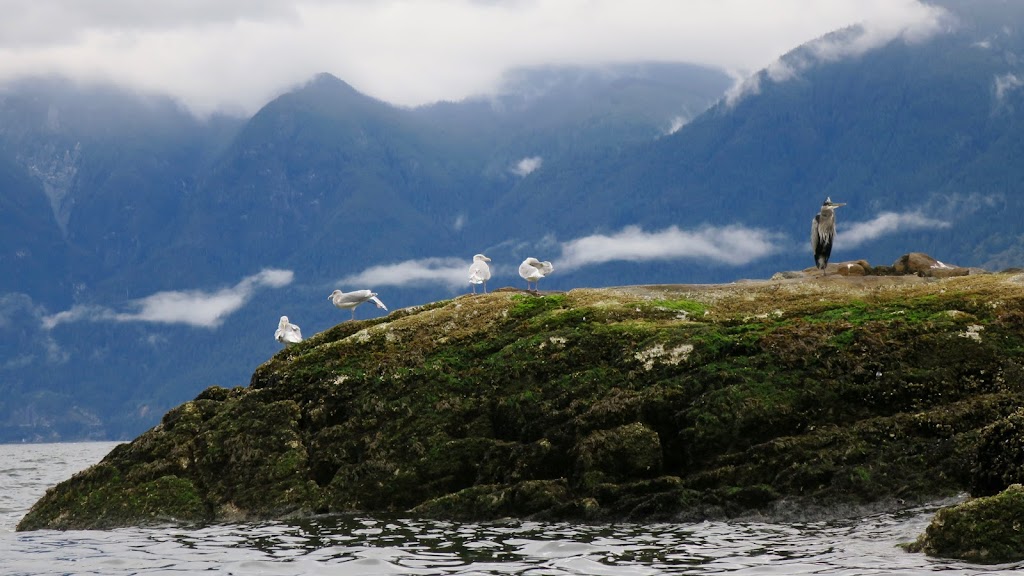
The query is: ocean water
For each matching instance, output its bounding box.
[1,442,1021,575]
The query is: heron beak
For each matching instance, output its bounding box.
[832,202,846,208]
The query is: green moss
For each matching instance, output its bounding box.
[649,298,707,316]
[509,293,569,318]
[18,273,1024,533]
[909,484,1024,563]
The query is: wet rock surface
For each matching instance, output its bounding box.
[907,484,1024,564]
[17,271,1024,551]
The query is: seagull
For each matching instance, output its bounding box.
[468,254,492,293]
[519,257,554,291]
[274,316,303,347]
[329,289,388,321]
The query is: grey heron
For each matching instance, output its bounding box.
[468,254,492,293]
[329,289,388,320]
[811,197,846,275]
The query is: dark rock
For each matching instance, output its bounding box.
[907,484,1024,564]
[16,275,1024,534]
[971,408,1024,497]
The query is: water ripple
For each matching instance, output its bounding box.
[4,443,1024,575]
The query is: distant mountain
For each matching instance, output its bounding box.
[487,0,1024,283]
[11,0,1024,442]
[0,63,732,441]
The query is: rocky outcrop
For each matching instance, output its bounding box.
[892,252,971,278]
[791,253,976,278]
[17,273,1024,538]
[907,484,1024,564]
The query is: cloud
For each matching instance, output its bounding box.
[0,1,950,115]
[995,73,1024,103]
[342,257,469,290]
[0,292,69,365]
[838,211,951,249]
[726,1,950,106]
[665,115,687,135]
[558,224,785,271]
[512,156,543,177]
[42,268,294,329]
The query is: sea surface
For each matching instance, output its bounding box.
[1,442,1021,575]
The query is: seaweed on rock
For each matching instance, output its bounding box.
[16,273,1024,536]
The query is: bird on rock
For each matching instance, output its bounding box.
[468,253,492,294]
[328,289,388,321]
[274,315,302,346]
[519,257,554,291]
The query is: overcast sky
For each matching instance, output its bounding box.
[0,0,946,116]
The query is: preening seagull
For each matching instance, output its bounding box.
[329,289,388,321]
[811,197,846,275]
[274,315,303,347]
[468,253,492,293]
[519,257,554,291]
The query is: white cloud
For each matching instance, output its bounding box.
[42,268,294,329]
[512,156,543,177]
[995,73,1024,103]
[0,1,950,116]
[666,115,687,135]
[725,1,950,106]
[838,211,951,249]
[342,257,469,290]
[558,224,784,271]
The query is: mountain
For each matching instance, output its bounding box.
[0,63,732,442]
[489,0,1024,284]
[9,0,1024,442]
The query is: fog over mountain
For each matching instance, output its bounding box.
[2,0,1024,441]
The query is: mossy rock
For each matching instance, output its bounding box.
[574,422,662,488]
[908,484,1024,564]
[17,273,1024,530]
[971,407,1024,496]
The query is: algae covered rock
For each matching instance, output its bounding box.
[17,273,1024,530]
[972,407,1024,497]
[909,484,1024,564]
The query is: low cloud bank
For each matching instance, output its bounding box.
[341,257,469,290]
[42,268,294,329]
[838,211,951,249]
[726,2,951,106]
[558,224,784,271]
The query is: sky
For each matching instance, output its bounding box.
[0,0,948,116]
[28,205,955,332]
[2,0,963,331]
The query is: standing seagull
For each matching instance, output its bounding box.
[274,315,303,347]
[468,254,492,294]
[811,197,847,275]
[329,289,388,321]
[519,257,554,291]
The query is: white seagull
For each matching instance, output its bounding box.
[519,257,554,291]
[274,315,303,347]
[329,289,388,321]
[468,253,492,293]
